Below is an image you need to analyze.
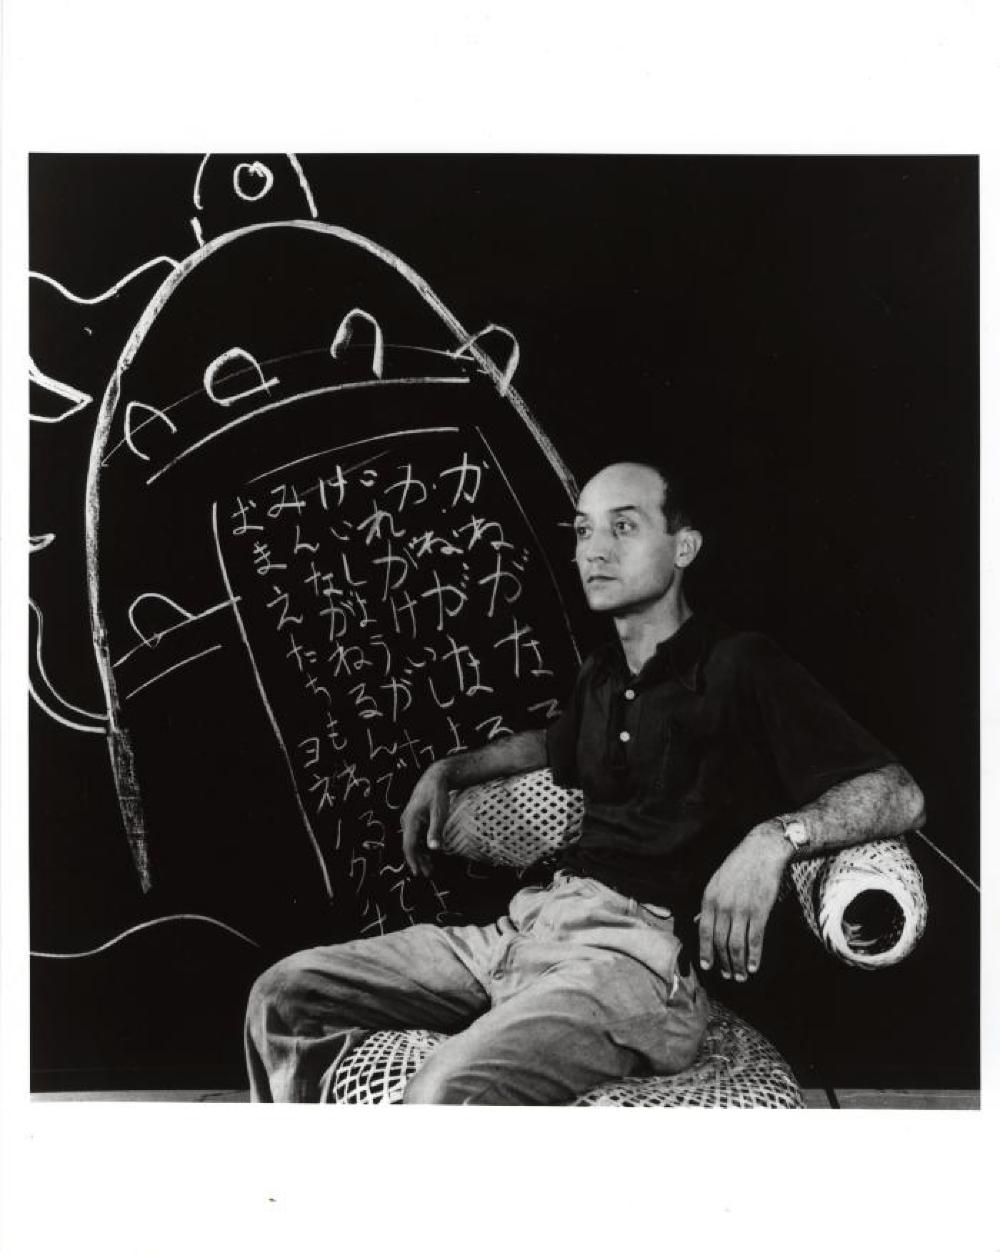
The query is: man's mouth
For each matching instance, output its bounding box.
[586,573,616,585]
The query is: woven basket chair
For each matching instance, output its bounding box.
[330,770,927,1107]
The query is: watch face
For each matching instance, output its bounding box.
[785,820,808,848]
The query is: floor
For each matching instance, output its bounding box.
[31,1088,981,1108]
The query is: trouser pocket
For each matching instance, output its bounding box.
[608,971,709,1076]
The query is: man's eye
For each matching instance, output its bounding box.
[574,524,591,540]
[614,519,636,535]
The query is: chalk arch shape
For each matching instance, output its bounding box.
[126,593,197,649]
[123,401,178,461]
[203,347,280,408]
[330,307,385,378]
[85,218,580,901]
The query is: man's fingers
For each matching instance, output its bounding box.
[713,910,733,980]
[426,799,443,851]
[698,906,715,971]
[746,914,766,975]
[728,911,750,982]
[401,811,426,876]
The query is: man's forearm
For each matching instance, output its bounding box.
[700,763,926,979]
[435,729,549,790]
[772,763,926,858]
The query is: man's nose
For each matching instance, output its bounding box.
[580,529,613,562]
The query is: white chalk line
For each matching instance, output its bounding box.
[247,425,460,484]
[257,447,393,500]
[146,378,469,486]
[330,307,384,378]
[211,502,334,901]
[203,346,279,409]
[124,401,177,461]
[113,596,240,669]
[234,161,274,202]
[122,644,223,703]
[127,592,194,644]
[28,598,108,725]
[28,357,92,423]
[286,153,319,218]
[192,153,211,210]
[101,344,469,469]
[100,348,326,467]
[29,256,179,305]
[450,323,520,395]
[912,829,980,893]
[28,681,107,735]
[474,427,581,665]
[31,913,260,959]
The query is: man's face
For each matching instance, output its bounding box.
[573,463,692,616]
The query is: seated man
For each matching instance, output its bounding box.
[245,460,925,1103]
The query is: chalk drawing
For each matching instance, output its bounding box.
[233,161,275,202]
[29,598,107,733]
[330,307,385,378]
[29,357,92,424]
[122,644,224,703]
[34,154,581,929]
[123,400,178,460]
[31,913,260,958]
[203,347,280,409]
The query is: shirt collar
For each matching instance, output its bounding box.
[593,612,720,693]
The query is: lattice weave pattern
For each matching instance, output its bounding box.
[441,768,584,869]
[789,836,927,969]
[329,1001,803,1108]
[330,1029,447,1105]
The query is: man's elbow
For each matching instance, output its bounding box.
[886,763,926,830]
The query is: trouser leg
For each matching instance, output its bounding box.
[403,877,709,1106]
[402,951,707,1106]
[244,922,492,1102]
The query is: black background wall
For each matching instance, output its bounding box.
[28,154,978,1092]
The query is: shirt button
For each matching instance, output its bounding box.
[624,689,635,700]
[619,730,631,743]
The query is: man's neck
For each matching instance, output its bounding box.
[614,596,693,675]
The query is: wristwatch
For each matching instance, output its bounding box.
[775,814,810,851]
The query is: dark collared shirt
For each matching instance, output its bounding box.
[546,614,896,936]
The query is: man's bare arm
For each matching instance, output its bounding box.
[401,730,548,876]
[698,763,925,981]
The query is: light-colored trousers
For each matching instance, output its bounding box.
[245,871,709,1104]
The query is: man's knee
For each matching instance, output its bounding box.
[245,947,347,1037]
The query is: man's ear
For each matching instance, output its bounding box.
[674,527,703,568]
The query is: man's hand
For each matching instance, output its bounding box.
[697,825,793,981]
[401,761,451,877]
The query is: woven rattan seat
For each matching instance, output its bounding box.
[328,1000,803,1107]
[332,769,925,1106]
